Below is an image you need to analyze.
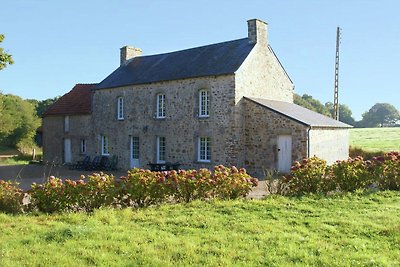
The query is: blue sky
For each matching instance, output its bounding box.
[0,0,399,120]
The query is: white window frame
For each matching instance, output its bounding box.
[117,97,124,120]
[198,89,209,118]
[64,115,70,132]
[101,135,109,156]
[131,136,139,160]
[156,136,166,163]
[80,139,86,154]
[198,137,211,162]
[156,94,166,119]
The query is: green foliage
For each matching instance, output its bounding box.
[359,103,400,127]
[280,157,335,195]
[279,153,400,195]
[294,93,331,116]
[325,102,356,125]
[294,94,356,125]
[0,94,40,152]
[0,180,24,214]
[30,173,116,213]
[0,192,399,266]
[28,96,60,117]
[0,34,13,70]
[10,166,258,213]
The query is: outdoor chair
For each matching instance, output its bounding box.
[106,155,118,171]
[87,156,101,171]
[77,156,91,170]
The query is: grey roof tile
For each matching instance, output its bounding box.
[96,38,255,89]
[246,97,352,128]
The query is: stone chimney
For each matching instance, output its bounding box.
[247,19,268,45]
[120,46,142,66]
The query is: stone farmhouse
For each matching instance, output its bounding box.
[43,19,351,177]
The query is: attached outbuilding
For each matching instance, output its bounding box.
[244,97,352,176]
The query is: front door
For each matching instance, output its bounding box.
[64,138,72,163]
[277,135,292,173]
[130,136,140,168]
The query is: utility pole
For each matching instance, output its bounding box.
[333,27,341,120]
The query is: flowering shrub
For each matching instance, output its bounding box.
[119,169,171,207]
[332,156,373,192]
[280,157,334,195]
[280,152,400,195]
[372,152,400,190]
[30,176,66,213]
[30,173,116,213]
[0,180,24,214]
[63,173,116,211]
[2,166,258,214]
[213,165,258,199]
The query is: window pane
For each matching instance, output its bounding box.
[157,136,166,162]
[199,137,211,161]
[132,137,139,159]
[117,97,124,119]
[157,94,165,118]
[199,90,209,117]
[102,136,109,155]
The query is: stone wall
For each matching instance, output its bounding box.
[91,74,241,170]
[243,99,308,177]
[43,115,92,164]
[235,43,293,104]
[309,128,349,164]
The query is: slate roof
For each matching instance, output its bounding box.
[43,83,97,116]
[96,38,255,89]
[246,97,352,128]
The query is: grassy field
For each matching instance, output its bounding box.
[0,191,399,266]
[350,127,400,152]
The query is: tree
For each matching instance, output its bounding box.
[0,94,40,152]
[360,103,400,127]
[325,102,356,126]
[294,94,331,117]
[0,34,13,70]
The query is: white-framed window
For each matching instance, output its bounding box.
[156,94,166,118]
[64,115,70,132]
[198,137,211,162]
[117,97,124,120]
[80,139,86,154]
[156,136,166,163]
[199,89,209,117]
[131,136,139,160]
[101,135,109,155]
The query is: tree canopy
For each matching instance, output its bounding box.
[294,94,331,117]
[359,103,400,127]
[0,34,13,70]
[0,94,40,152]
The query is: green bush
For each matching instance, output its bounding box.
[0,180,25,214]
[25,166,258,213]
[331,157,373,192]
[372,152,400,190]
[119,169,171,207]
[280,157,334,195]
[279,152,400,195]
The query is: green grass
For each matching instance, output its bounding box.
[350,127,400,152]
[1,191,399,266]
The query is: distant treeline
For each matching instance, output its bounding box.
[294,94,400,127]
[0,93,58,152]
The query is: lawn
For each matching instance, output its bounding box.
[350,127,400,152]
[1,191,399,266]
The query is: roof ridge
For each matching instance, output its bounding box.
[135,38,248,59]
